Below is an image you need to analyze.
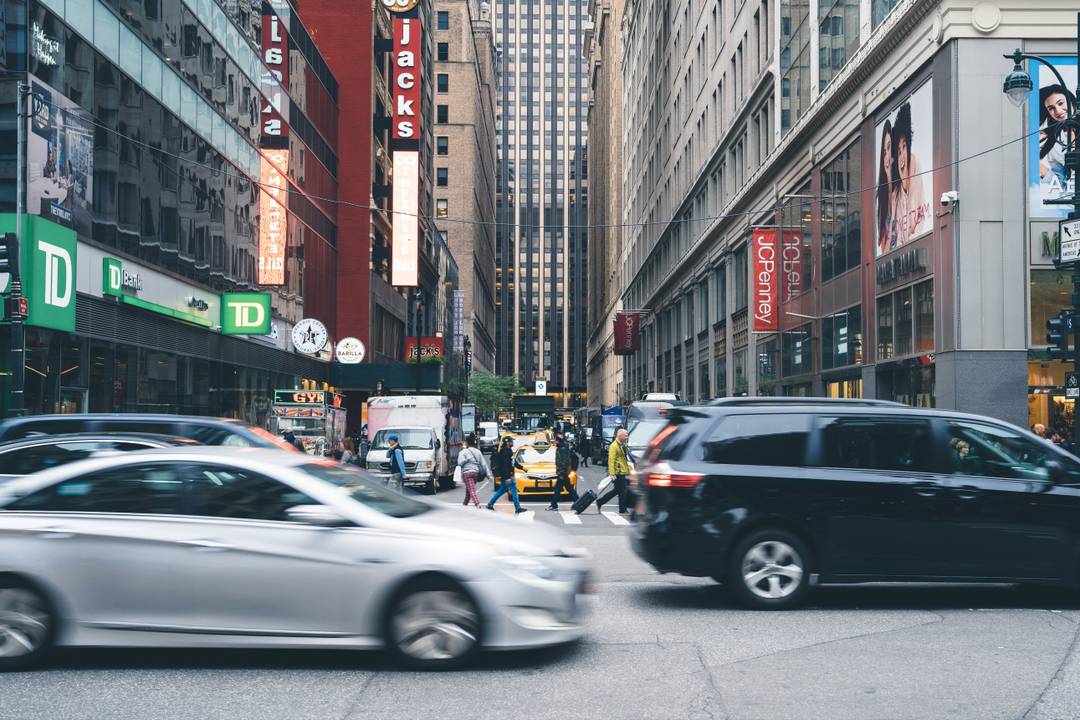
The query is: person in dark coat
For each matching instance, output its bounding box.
[485,436,526,513]
[548,435,580,511]
[577,429,591,468]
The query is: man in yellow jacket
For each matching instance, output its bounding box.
[598,428,631,514]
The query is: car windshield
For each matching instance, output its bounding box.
[371,429,434,450]
[627,418,669,447]
[516,446,556,464]
[299,463,430,518]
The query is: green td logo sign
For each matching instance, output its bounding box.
[221,292,271,334]
[3,216,78,332]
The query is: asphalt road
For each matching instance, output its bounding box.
[5,465,1080,720]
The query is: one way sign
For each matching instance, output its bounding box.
[1060,219,1080,263]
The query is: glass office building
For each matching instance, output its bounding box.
[0,0,339,424]
[493,0,590,402]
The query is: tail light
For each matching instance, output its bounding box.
[645,462,703,488]
[646,424,678,464]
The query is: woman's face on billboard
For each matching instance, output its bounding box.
[1045,92,1069,123]
[897,136,909,176]
[881,134,892,178]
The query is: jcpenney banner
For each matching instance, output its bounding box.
[752,229,779,332]
[779,230,802,302]
[392,18,421,141]
[613,312,641,355]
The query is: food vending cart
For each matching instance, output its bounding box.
[271,389,347,455]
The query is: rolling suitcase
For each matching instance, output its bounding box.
[572,489,597,515]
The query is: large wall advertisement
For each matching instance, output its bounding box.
[1028,56,1077,218]
[874,81,933,257]
[27,77,93,239]
[391,15,421,287]
[258,150,289,285]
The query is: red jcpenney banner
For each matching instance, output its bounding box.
[780,230,803,302]
[752,229,779,332]
[392,18,421,141]
[613,312,641,355]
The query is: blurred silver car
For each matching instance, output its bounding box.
[0,448,592,670]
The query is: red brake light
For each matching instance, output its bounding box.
[646,463,703,488]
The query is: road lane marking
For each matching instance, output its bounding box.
[560,511,582,525]
[517,510,535,522]
[601,511,630,526]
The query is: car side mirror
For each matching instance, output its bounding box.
[435,439,442,450]
[285,504,352,527]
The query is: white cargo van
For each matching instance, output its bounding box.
[365,395,461,493]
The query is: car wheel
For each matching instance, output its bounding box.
[728,529,811,610]
[0,578,56,671]
[386,577,482,670]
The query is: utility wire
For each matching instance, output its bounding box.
[26,89,1056,234]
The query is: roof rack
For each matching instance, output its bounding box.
[707,397,905,408]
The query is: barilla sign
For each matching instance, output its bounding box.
[752,229,778,332]
[613,312,640,355]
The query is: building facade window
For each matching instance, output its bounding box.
[715,264,727,323]
[437,10,450,29]
[820,142,861,281]
[437,105,449,123]
[822,305,863,369]
[437,42,449,61]
[781,181,813,296]
[733,245,748,311]
[876,279,932,361]
[779,0,811,133]
[437,73,449,92]
[871,0,901,29]
[437,136,448,155]
[436,198,448,217]
[1031,270,1071,346]
[437,168,448,186]
[782,323,813,377]
[818,0,860,90]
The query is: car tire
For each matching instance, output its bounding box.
[727,529,812,611]
[0,577,57,671]
[385,576,482,670]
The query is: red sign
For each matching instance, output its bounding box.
[261,7,289,147]
[392,18,421,141]
[258,149,288,285]
[613,312,641,355]
[780,231,803,302]
[405,336,445,364]
[752,228,778,332]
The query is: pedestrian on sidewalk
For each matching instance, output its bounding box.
[340,438,357,465]
[485,436,526,513]
[547,435,580,511]
[597,428,631,514]
[458,433,490,508]
[387,434,408,493]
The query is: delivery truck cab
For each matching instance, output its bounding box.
[365,395,461,493]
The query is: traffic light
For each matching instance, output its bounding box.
[0,232,17,278]
[1047,309,1071,360]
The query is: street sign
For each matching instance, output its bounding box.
[535,380,547,396]
[1060,219,1080,263]
[1067,372,1079,399]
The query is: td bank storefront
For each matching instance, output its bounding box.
[0,217,327,425]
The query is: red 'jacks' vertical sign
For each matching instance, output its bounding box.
[752,228,778,332]
[392,18,421,141]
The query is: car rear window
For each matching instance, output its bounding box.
[698,413,811,466]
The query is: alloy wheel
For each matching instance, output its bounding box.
[391,588,480,665]
[0,587,51,660]
[740,540,805,600]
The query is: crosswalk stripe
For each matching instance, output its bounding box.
[601,511,630,526]
[517,510,535,522]
[560,511,582,525]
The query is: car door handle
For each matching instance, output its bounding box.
[35,526,76,539]
[952,485,982,501]
[912,483,940,497]
[180,539,232,552]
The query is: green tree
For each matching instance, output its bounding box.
[468,372,523,418]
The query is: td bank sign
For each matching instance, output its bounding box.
[221,292,271,335]
[0,216,77,332]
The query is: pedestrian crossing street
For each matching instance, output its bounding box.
[480,505,633,528]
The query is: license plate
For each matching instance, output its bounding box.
[533,479,552,488]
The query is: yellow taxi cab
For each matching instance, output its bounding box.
[499,429,552,453]
[512,442,577,497]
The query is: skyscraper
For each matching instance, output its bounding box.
[493,0,590,403]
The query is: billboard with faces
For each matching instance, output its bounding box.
[874,81,933,257]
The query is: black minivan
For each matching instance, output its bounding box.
[631,399,1080,609]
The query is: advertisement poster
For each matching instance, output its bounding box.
[27,77,93,238]
[613,312,641,354]
[874,81,933,256]
[1028,56,1077,218]
[752,228,778,333]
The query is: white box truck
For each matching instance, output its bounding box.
[365,395,462,494]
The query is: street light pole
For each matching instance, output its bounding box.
[1004,20,1080,390]
[413,289,423,394]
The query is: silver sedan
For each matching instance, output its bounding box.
[0,448,592,670]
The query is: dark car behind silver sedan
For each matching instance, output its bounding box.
[0,433,199,485]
